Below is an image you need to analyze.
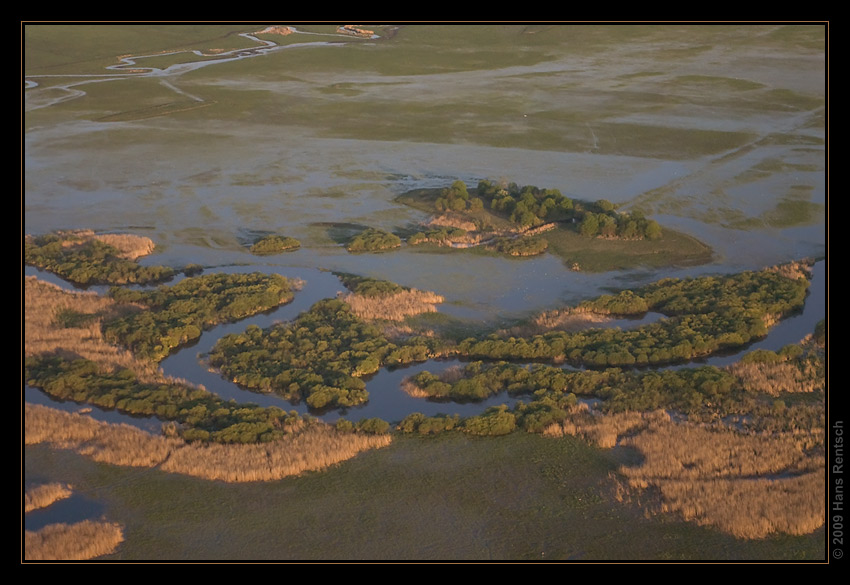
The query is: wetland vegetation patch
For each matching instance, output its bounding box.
[249,234,301,255]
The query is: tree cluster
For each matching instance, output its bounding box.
[208,299,391,409]
[25,232,175,286]
[493,236,548,256]
[578,206,662,240]
[345,228,402,253]
[477,180,574,229]
[103,272,297,362]
[456,267,810,368]
[24,355,305,444]
[433,180,484,213]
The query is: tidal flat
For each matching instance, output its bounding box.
[24,23,827,561]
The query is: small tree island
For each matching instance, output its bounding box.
[249,234,301,255]
[396,180,712,271]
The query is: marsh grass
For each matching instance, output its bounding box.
[24,483,73,513]
[26,431,825,560]
[25,403,392,483]
[617,420,824,539]
[543,225,713,272]
[343,289,445,322]
[25,276,163,382]
[25,520,125,561]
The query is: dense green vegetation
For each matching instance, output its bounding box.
[25,232,176,286]
[334,273,405,297]
[432,180,485,213]
[402,328,824,435]
[407,226,469,246]
[412,361,739,413]
[450,180,664,240]
[249,235,300,255]
[210,299,389,409]
[493,236,548,256]
[396,180,713,271]
[24,355,304,444]
[345,228,402,253]
[456,266,810,367]
[103,272,298,362]
[207,296,450,409]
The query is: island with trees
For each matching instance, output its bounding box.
[23,227,825,556]
[249,234,301,255]
[397,180,712,270]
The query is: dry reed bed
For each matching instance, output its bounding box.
[25,403,392,482]
[727,359,823,396]
[501,306,613,337]
[620,420,823,539]
[161,425,392,482]
[400,378,430,399]
[544,405,669,449]
[547,408,825,538]
[24,483,73,513]
[427,214,479,232]
[25,276,163,382]
[650,471,824,540]
[25,520,124,561]
[620,422,823,483]
[57,229,156,260]
[342,289,445,322]
[766,258,814,282]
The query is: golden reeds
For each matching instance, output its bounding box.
[544,406,669,448]
[25,403,392,483]
[24,483,73,513]
[24,276,163,382]
[617,420,824,539]
[160,425,392,482]
[653,471,824,539]
[48,229,156,261]
[342,289,445,322]
[727,360,823,396]
[25,520,124,561]
[546,404,825,538]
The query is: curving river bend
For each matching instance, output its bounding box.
[24,259,826,429]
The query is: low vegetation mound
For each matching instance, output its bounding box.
[25,402,392,482]
[249,234,301,255]
[24,483,73,513]
[617,421,824,539]
[25,520,124,561]
[103,272,301,362]
[25,230,176,285]
[336,274,445,322]
[345,228,401,253]
[493,236,548,256]
[25,276,162,382]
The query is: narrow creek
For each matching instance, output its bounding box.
[24,260,826,428]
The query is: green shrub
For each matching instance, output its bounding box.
[249,235,300,255]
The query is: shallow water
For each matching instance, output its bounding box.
[23,25,827,556]
[24,24,826,424]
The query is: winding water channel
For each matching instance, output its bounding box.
[24,259,826,430]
